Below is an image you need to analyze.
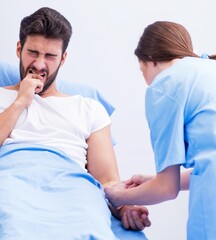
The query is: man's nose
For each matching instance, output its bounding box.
[33,55,46,70]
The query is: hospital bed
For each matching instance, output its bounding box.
[0,61,148,240]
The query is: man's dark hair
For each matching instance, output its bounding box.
[19,7,72,53]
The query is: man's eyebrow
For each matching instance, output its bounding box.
[27,49,39,53]
[45,53,58,57]
[27,49,58,57]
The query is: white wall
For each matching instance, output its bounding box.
[1,1,215,239]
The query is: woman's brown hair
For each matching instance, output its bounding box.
[134,21,216,62]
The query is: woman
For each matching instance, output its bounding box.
[105,21,216,239]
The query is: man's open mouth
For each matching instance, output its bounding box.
[28,69,47,79]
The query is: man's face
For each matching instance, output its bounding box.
[17,35,67,94]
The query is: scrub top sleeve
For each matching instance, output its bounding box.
[145,87,186,173]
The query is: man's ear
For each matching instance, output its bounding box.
[60,52,67,66]
[16,41,21,59]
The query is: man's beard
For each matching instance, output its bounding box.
[19,59,61,95]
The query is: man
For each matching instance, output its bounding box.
[0,7,150,239]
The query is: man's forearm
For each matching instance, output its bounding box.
[0,100,25,145]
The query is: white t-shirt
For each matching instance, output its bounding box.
[0,88,111,169]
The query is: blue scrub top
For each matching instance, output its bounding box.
[145,57,216,239]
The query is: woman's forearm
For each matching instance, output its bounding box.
[180,169,192,190]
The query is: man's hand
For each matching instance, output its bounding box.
[109,204,151,231]
[119,205,151,230]
[16,73,44,108]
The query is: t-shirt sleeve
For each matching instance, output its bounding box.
[145,87,186,173]
[88,98,112,133]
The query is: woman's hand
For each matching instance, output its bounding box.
[125,174,154,189]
